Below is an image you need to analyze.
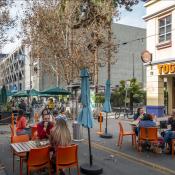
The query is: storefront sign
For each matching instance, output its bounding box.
[158,63,175,75]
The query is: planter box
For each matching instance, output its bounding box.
[0,112,12,124]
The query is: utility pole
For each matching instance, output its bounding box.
[132,53,135,79]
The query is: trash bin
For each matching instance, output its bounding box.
[72,121,83,141]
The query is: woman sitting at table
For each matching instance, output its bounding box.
[16,109,31,136]
[133,107,147,121]
[37,109,53,139]
[49,117,71,174]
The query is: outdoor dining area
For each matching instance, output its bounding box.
[116,109,175,158]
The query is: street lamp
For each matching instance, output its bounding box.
[125,80,130,115]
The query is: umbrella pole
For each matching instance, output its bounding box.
[88,127,93,166]
[100,112,112,138]
[80,127,103,175]
[105,113,107,134]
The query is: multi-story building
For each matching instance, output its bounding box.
[0,46,58,91]
[98,23,146,88]
[144,0,175,116]
[0,46,27,91]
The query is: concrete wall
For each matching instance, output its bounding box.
[98,23,146,87]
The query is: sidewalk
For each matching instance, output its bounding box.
[80,117,175,174]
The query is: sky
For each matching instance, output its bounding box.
[1,1,146,54]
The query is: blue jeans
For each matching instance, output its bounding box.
[16,128,31,136]
[164,130,175,143]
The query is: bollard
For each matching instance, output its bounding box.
[34,112,39,123]
[97,112,103,135]
[11,113,14,128]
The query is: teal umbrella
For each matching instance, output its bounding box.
[78,68,102,174]
[12,89,40,97]
[101,79,112,138]
[7,90,16,97]
[78,69,93,128]
[40,86,71,95]
[102,80,112,113]
[1,86,7,105]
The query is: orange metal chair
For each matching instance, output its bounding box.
[117,122,136,147]
[11,135,30,175]
[10,124,16,142]
[56,144,80,175]
[27,146,51,175]
[138,127,158,151]
[171,139,175,158]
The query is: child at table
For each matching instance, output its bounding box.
[49,117,71,174]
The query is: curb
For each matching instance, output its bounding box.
[84,140,175,175]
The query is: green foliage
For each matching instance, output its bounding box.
[1,101,12,112]
[111,78,145,108]
[95,92,105,104]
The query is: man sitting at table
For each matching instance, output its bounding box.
[37,109,53,139]
[162,111,175,154]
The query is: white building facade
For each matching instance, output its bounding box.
[144,0,175,116]
[0,46,31,91]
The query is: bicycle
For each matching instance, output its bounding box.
[112,107,134,119]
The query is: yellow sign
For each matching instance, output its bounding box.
[158,63,175,75]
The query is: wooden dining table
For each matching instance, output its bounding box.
[11,140,50,153]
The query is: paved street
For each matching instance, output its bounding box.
[0,117,174,175]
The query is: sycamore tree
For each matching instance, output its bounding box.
[22,0,141,86]
[0,0,14,47]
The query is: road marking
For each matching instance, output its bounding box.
[84,140,175,175]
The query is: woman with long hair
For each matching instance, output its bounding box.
[49,118,71,175]
[50,117,71,147]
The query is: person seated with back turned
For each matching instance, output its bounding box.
[139,114,156,128]
[16,109,31,136]
[49,117,71,175]
[37,109,53,139]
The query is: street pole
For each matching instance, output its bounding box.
[132,53,135,79]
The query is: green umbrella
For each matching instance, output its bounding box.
[40,86,71,95]
[1,86,7,105]
[12,89,40,97]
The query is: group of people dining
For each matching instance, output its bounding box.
[132,107,175,154]
[15,108,71,175]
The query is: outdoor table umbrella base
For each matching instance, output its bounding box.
[100,113,113,139]
[100,132,113,138]
[80,163,103,175]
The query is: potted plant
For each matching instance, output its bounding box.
[0,101,13,124]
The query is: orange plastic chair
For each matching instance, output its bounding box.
[171,139,175,158]
[27,146,51,175]
[11,135,30,175]
[56,144,80,175]
[117,122,136,147]
[10,124,16,142]
[138,127,158,151]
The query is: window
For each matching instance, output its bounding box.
[159,15,171,43]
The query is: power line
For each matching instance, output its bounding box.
[117,27,175,47]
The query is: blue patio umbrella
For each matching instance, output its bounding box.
[78,68,102,174]
[100,79,113,138]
